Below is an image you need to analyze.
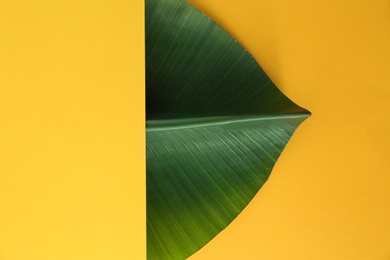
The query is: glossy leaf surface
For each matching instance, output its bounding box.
[146,0,310,259]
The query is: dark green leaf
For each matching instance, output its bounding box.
[146,0,310,259]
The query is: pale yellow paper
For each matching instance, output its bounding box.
[0,1,145,259]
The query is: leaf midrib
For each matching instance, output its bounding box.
[147,113,310,132]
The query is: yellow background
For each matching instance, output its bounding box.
[1,0,390,259]
[0,1,145,259]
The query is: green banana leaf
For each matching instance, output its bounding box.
[146,0,310,259]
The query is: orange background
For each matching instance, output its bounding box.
[1,0,390,259]
[189,0,390,259]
